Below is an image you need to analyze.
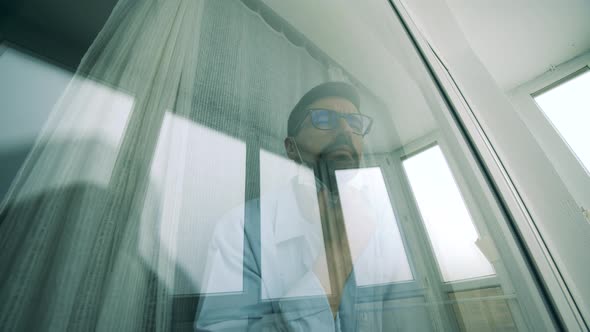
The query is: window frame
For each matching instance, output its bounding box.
[396,133,532,331]
[400,141,497,283]
[389,0,590,328]
[509,55,590,213]
[530,65,590,176]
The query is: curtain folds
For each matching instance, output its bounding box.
[0,1,209,330]
[0,0,357,330]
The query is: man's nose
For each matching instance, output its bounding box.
[337,117,355,136]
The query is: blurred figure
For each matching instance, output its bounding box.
[196,82,404,331]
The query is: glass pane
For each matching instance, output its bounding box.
[403,145,495,282]
[534,68,590,173]
[0,47,74,200]
[335,167,413,286]
[448,287,518,332]
[366,296,434,331]
[0,0,557,330]
[259,149,332,298]
[149,113,247,295]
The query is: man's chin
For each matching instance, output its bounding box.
[318,153,360,168]
[326,150,355,161]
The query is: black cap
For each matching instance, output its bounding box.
[287,81,361,137]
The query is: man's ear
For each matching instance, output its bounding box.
[284,137,298,161]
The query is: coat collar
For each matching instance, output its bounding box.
[273,165,322,245]
[271,164,366,246]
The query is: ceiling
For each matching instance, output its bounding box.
[442,0,590,91]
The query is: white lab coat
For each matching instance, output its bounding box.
[195,171,409,331]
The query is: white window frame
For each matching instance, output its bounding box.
[509,53,590,215]
[393,132,531,331]
[389,0,589,329]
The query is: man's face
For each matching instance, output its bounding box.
[285,96,364,167]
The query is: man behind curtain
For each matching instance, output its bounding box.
[195,82,401,331]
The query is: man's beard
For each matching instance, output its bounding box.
[317,134,361,168]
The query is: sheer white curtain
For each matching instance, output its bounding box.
[0,0,352,330]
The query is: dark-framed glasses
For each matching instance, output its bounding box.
[300,109,373,136]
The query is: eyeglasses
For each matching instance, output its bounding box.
[296,109,373,136]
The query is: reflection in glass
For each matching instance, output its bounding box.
[142,112,246,294]
[14,77,133,199]
[0,0,557,330]
[259,149,331,298]
[403,146,495,282]
[0,47,72,150]
[336,167,413,286]
[449,287,518,331]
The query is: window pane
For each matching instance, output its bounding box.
[259,149,332,298]
[448,287,518,332]
[148,113,247,295]
[0,0,556,330]
[335,167,413,286]
[403,146,495,282]
[534,68,590,174]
